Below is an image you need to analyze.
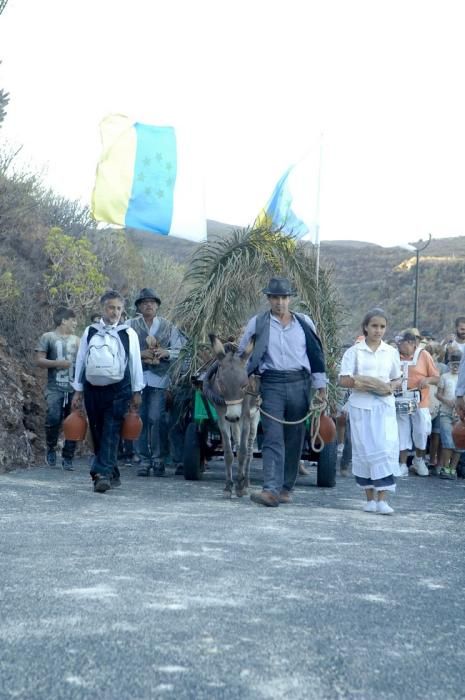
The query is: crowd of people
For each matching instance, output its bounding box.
[35,288,186,493]
[337,314,465,514]
[35,282,465,507]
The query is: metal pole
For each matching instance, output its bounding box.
[410,233,432,328]
[413,249,419,328]
[314,134,323,287]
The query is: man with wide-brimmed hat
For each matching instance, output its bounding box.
[238,276,327,507]
[129,288,185,476]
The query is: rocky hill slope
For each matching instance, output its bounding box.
[0,335,43,470]
[131,224,465,342]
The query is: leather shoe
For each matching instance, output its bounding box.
[93,475,111,493]
[250,490,279,507]
[152,461,166,477]
[278,490,292,504]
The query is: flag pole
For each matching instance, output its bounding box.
[314,133,323,287]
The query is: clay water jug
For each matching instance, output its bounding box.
[452,419,465,449]
[318,414,336,444]
[121,411,142,440]
[63,411,87,441]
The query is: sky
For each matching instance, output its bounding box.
[1,0,465,247]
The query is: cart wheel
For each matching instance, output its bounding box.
[316,438,337,487]
[183,423,203,481]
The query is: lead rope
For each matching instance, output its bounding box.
[258,394,329,453]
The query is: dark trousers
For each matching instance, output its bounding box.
[45,387,76,460]
[84,385,131,478]
[260,371,311,496]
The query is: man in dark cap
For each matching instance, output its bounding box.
[128,288,185,476]
[238,277,327,507]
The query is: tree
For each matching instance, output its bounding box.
[0,59,10,126]
[0,87,8,127]
[43,227,108,317]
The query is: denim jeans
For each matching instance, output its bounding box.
[137,386,169,461]
[84,385,131,478]
[260,372,311,496]
[45,387,76,460]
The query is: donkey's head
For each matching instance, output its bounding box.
[209,334,254,422]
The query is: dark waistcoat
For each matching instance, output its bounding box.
[247,311,326,376]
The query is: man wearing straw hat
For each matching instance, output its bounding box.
[239,276,327,507]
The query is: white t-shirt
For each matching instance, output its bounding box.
[339,340,401,410]
[438,372,458,417]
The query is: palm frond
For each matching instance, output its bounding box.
[172,226,345,409]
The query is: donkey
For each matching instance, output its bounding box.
[203,335,261,498]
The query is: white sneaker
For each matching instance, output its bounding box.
[377,501,394,515]
[412,457,429,477]
[398,463,409,478]
[337,443,344,456]
[363,501,378,513]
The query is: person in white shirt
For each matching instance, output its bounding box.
[339,308,401,515]
[72,290,144,493]
[437,352,462,479]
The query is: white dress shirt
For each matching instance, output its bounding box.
[339,340,401,409]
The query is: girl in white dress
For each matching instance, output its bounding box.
[339,309,402,514]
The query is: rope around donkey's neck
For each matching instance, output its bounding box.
[259,394,329,452]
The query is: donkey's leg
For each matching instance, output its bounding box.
[236,414,250,497]
[244,409,260,489]
[218,414,234,497]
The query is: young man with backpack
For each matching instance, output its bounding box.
[71,290,144,493]
[35,306,80,470]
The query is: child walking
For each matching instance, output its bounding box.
[339,308,401,514]
[437,352,462,479]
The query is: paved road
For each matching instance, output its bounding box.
[1,458,464,700]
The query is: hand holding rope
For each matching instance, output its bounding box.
[259,393,329,453]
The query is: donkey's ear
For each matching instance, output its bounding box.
[209,333,226,360]
[240,336,255,363]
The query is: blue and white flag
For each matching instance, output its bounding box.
[92,114,206,242]
[257,154,320,241]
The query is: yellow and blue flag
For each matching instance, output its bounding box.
[256,156,319,241]
[92,114,206,241]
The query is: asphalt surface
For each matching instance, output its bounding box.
[1,457,464,700]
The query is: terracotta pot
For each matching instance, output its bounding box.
[63,411,87,441]
[337,413,347,427]
[121,412,142,440]
[452,419,465,449]
[318,414,336,444]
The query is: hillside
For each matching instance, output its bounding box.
[128,225,465,343]
[127,220,235,263]
[319,237,465,342]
